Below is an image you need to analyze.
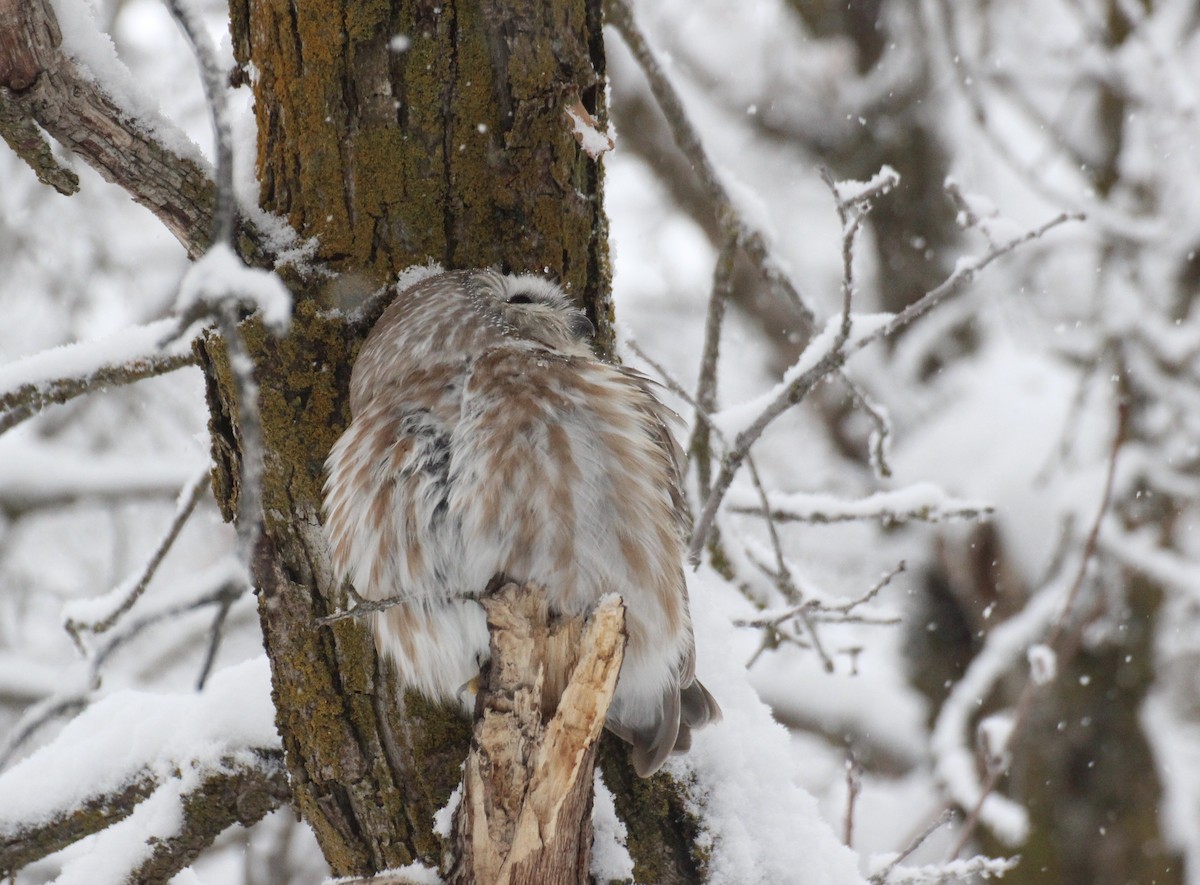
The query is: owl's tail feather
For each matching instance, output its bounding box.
[625,678,721,777]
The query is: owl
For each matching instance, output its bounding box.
[322,269,720,776]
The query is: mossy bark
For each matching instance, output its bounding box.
[201,0,695,879]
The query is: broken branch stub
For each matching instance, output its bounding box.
[448,584,626,885]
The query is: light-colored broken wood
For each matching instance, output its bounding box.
[448,584,626,885]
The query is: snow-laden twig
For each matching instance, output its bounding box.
[63,468,211,647]
[874,854,1020,884]
[0,575,248,769]
[688,211,1079,565]
[606,0,893,476]
[728,484,994,525]
[869,809,955,884]
[0,319,198,435]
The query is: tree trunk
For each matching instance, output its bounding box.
[204,1,701,879]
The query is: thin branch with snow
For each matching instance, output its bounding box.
[606,0,894,476]
[729,485,994,525]
[875,854,1020,884]
[868,809,956,885]
[688,210,1079,565]
[0,319,199,435]
[0,658,283,879]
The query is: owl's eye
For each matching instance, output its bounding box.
[507,293,535,305]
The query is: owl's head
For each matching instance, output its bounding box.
[472,271,595,355]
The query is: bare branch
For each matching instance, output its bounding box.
[0,0,216,257]
[88,580,249,682]
[688,211,1080,565]
[843,749,861,848]
[316,586,422,625]
[196,589,237,690]
[64,468,212,646]
[0,352,197,435]
[688,232,738,502]
[0,693,88,771]
[607,0,896,482]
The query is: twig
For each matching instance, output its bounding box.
[88,581,249,685]
[64,469,211,647]
[731,500,993,525]
[317,585,420,625]
[844,748,861,848]
[688,233,738,500]
[0,694,88,770]
[2,583,252,771]
[870,810,956,884]
[607,0,896,479]
[0,351,198,435]
[687,211,1080,565]
[734,562,905,631]
[742,547,835,672]
[159,0,235,248]
[830,562,907,615]
[196,583,242,690]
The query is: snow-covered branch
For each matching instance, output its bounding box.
[0,319,198,434]
[688,210,1079,565]
[0,658,285,881]
[0,0,217,257]
[64,468,211,645]
[606,0,892,475]
[728,484,993,525]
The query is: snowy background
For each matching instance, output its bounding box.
[3,0,1200,882]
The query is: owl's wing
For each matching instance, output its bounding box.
[614,367,723,773]
[323,381,459,603]
[613,365,689,533]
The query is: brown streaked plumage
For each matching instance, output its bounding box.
[322,269,720,775]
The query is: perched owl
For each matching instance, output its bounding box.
[322,269,720,776]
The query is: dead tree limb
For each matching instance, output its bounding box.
[449,585,626,885]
